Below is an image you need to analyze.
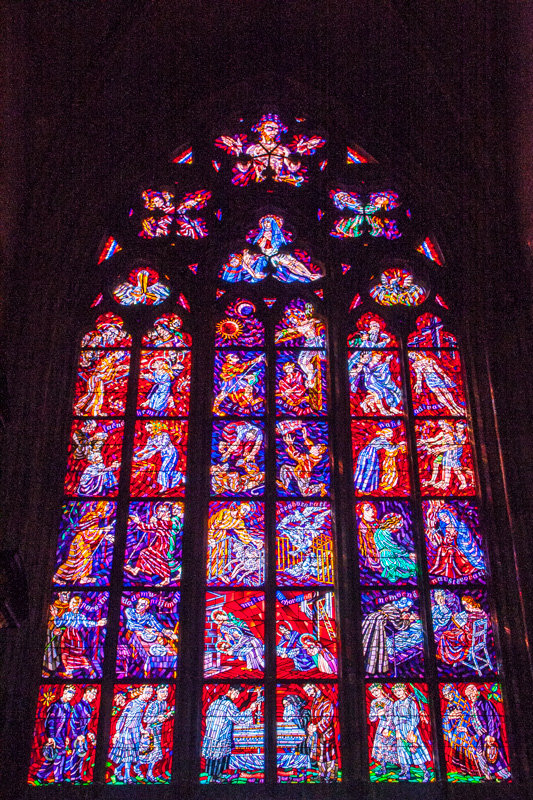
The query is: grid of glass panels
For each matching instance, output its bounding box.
[351,311,511,783]
[29,312,191,785]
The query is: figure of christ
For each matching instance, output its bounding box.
[124,503,175,586]
[67,686,98,782]
[362,597,420,674]
[138,685,174,782]
[75,351,128,416]
[139,352,186,416]
[271,251,322,282]
[279,427,327,497]
[441,684,482,777]
[56,595,107,678]
[133,422,183,493]
[220,248,268,282]
[303,684,338,783]
[73,421,120,497]
[391,684,431,781]
[275,305,324,349]
[437,596,491,669]
[368,684,399,777]
[202,684,261,783]
[350,319,392,349]
[418,421,473,492]
[109,686,154,783]
[359,352,402,415]
[123,597,178,676]
[354,428,404,494]
[463,685,511,780]
[35,685,76,783]
[277,623,315,672]
[211,609,264,671]
[212,353,265,415]
[43,592,70,674]
[54,503,114,585]
[409,350,465,416]
[278,362,308,413]
[426,503,485,581]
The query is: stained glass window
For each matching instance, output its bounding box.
[29,112,512,790]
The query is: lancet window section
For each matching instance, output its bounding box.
[201,296,341,785]
[29,309,193,786]
[348,309,511,783]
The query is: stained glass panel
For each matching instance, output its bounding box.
[409,349,466,416]
[276,683,340,783]
[113,267,170,306]
[213,351,266,416]
[211,421,265,496]
[277,421,329,498]
[74,349,130,417]
[215,300,264,348]
[355,500,417,586]
[116,591,180,679]
[275,299,326,347]
[207,501,264,587]
[81,313,131,348]
[276,590,337,679]
[361,590,424,678]
[415,420,476,496]
[64,420,123,497]
[347,312,399,349]
[53,500,116,586]
[215,113,325,187]
[423,500,486,584]
[201,683,264,783]
[130,421,187,497]
[137,350,191,417]
[366,682,434,781]
[352,421,410,496]
[106,684,175,784]
[407,314,457,348]
[28,684,100,785]
[440,683,510,781]
[431,588,496,678]
[141,313,191,348]
[348,349,403,416]
[370,269,428,306]
[276,501,334,586]
[42,591,109,679]
[276,350,327,416]
[124,501,183,587]
[204,591,264,678]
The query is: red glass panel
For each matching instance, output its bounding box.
[415,420,476,496]
[124,501,183,587]
[276,590,337,679]
[130,421,187,497]
[74,349,130,417]
[409,349,466,416]
[42,591,108,679]
[64,420,123,497]
[204,591,264,679]
[137,350,191,417]
[106,684,175,784]
[352,421,410,496]
[349,349,403,416]
[207,501,265,587]
[28,684,100,785]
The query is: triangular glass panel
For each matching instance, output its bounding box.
[187,263,199,275]
[349,294,362,310]
[177,293,190,311]
[416,236,444,266]
[346,144,377,164]
[342,263,352,274]
[263,298,277,307]
[91,292,103,307]
[435,294,449,309]
[314,289,324,299]
[98,236,122,264]
[216,289,225,299]
[172,145,193,164]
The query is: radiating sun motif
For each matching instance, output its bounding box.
[216,318,243,340]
